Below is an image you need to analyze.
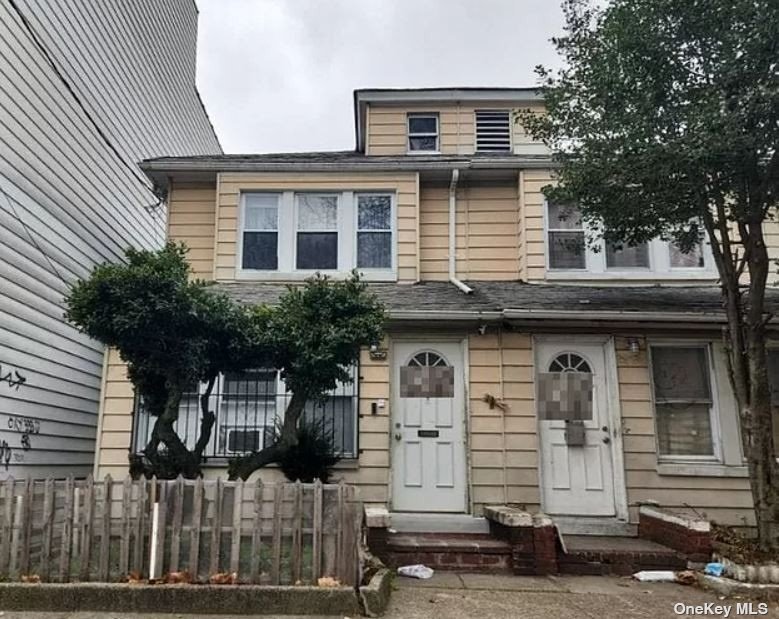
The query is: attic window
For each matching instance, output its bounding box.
[475,110,511,152]
[407,113,439,152]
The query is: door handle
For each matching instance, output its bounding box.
[602,436,611,444]
[394,433,402,442]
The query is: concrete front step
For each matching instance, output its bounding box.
[557,535,687,575]
[384,533,512,573]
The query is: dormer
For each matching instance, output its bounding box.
[354,88,548,156]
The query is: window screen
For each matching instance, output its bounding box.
[296,194,338,269]
[408,114,439,152]
[242,194,279,270]
[547,202,586,269]
[357,194,392,269]
[650,346,715,456]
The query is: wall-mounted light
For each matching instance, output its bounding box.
[368,343,387,361]
[627,337,641,354]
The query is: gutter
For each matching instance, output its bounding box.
[389,310,502,322]
[448,169,473,294]
[502,308,730,323]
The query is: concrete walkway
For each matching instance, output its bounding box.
[0,573,777,618]
[385,572,779,619]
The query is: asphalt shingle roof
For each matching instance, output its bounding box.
[212,280,779,321]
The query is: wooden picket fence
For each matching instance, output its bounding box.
[0,476,362,586]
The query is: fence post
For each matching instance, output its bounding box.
[119,476,131,578]
[0,476,15,578]
[79,475,95,581]
[270,482,283,584]
[189,477,203,580]
[40,477,54,581]
[98,475,112,581]
[312,479,323,582]
[18,477,33,576]
[209,478,223,577]
[170,475,184,573]
[291,480,303,584]
[133,477,147,575]
[249,479,263,584]
[58,477,74,582]
[230,479,243,576]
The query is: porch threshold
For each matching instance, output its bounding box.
[552,516,637,537]
[391,512,490,534]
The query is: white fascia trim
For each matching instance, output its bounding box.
[356,89,543,105]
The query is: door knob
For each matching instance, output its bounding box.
[602,426,609,432]
[602,436,611,444]
[394,433,402,441]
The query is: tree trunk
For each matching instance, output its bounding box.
[227,391,308,480]
[193,375,217,459]
[741,226,779,549]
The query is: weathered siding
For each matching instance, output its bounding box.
[520,169,554,281]
[0,0,220,479]
[215,172,419,283]
[468,331,539,513]
[419,183,521,281]
[366,102,547,156]
[615,337,752,525]
[168,182,217,280]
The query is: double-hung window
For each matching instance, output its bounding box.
[296,194,338,270]
[407,113,439,152]
[545,202,713,278]
[357,194,392,269]
[650,345,718,459]
[242,194,279,270]
[239,191,395,278]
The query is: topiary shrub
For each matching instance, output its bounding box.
[277,419,341,483]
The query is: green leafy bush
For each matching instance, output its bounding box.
[277,419,341,483]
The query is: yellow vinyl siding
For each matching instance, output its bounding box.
[96,348,135,478]
[468,331,539,513]
[521,169,555,281]
[215,172,419,283]
[366,103,545,156]
[615,337,753,525]
[166,182,217,280]
[419,183,521,281]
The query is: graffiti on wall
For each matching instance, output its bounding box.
[0,363,38,470]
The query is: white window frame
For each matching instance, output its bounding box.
[648,341,724,465]
[407,113,439,154]
[543,199,717,280]
[294,192,341,272]
[237,190,397,281]
[355,192,395,272]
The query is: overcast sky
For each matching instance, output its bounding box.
[195,1,565,154]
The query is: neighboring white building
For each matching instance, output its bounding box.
[0,0,221,478]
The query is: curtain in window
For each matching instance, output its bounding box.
[606,241,650,268]
[243,194,279,270]
[547,202,586,269]
[651,346,714,456]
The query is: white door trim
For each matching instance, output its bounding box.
[533,335,629,523]
[389,337,469,513]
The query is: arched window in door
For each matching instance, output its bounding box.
[538,352,594,420]
[401,350,454,398]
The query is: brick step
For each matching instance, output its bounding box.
[557,535,687,576]
[384,533,512,572]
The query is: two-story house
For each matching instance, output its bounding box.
[94,87,775,533]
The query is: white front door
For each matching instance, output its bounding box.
[391,341,466,512]
[536,339,617,516]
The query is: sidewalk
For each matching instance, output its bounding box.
[385,572,779,619]
[0,573,776,618]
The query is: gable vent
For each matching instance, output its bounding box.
[475,110,512,152]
